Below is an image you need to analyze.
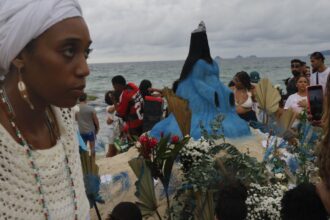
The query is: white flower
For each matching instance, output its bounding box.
[275,173,285,180]
[274,84,281,90]
[279,185,287,191]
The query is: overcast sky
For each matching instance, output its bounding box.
[79,0,330,63]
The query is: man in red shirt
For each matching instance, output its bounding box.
[112,75,143,137]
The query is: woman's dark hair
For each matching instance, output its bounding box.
[108,202,142,220]
[139,79,152,98]
[228,80,235,87]
[296,75,308,82]
[281,183,328,220]
[215,178,248,220]
[105,90,115,105]
[235,71,253,90]
[177,30,213,85]
[310,52,325,62]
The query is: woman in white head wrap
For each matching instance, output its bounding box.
[0,0,92,219]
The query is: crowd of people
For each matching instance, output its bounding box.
[225,52,330,131]
[0,1,330,220]
[74,75,165,158]
[74,52,330,219]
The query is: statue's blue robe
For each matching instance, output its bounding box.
[150,59,250,139]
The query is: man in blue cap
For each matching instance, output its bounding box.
[249,71,261,84]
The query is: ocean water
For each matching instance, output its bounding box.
[85,56,330,148]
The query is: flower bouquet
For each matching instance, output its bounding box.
[246,183,287,220]
[129,134,190,219]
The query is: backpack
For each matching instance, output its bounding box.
[142,96,163,132]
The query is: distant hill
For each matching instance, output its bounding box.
[214,56,221,65]
[321,50,330,56]
[309,50,330,56]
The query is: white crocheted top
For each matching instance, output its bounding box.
[0,107,90,220]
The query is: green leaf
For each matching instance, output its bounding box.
[162,143,185,190]
[156,135,171,157]
[128,158,158,217]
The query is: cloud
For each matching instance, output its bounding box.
[79,0,330,63]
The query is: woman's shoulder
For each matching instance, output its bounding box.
[286,93,295,101]
[285,93,300,106]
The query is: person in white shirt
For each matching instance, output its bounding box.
[310,52,330,94]
[104,90,122,157]
[284,75,309,115]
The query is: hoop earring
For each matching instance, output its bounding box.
[17,69,34,110]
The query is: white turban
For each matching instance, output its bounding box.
[0,0,82,76]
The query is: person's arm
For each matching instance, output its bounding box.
[297,99,307,108]
[283,95,293,110]
[106,116,114,125]
[107,105,115,113]
[92,111,99,134]
[283,96,302,119]
[115,91,130,118]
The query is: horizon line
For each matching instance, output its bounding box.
[87,54,315,65]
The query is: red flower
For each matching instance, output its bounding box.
[139,135,149,146]
[171,135,179,144]
[148,138,158,149]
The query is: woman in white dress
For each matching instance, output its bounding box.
[283,75,309,128]
[0,0,91,219]
[284,75,309,114]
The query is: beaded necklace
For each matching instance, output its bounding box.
[0,88,78,220]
